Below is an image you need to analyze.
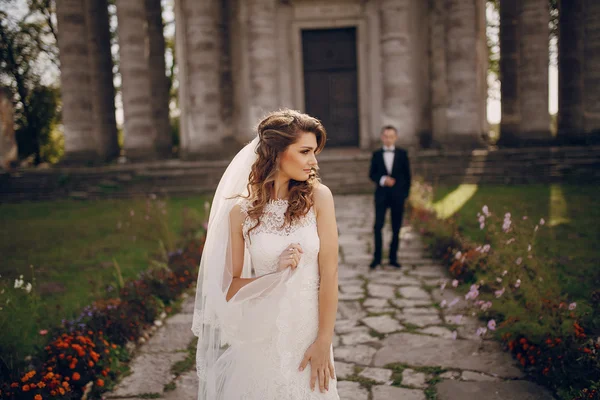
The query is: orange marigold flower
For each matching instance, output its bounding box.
[583,347,592,354]
[34,394,42,400]
[10,383,18,388]
[72,373,80,381]
[101,370,108,377]
[111,344,117,349]
[59,387,65,395]
[542,367,550,375]
[22,385,30,392]
[88,361,94,367]
[37,382,46,388]
[62,381,69,389]
[96,379,104,387]
[50,390,56,396]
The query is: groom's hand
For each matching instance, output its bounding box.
[384,177,396,187]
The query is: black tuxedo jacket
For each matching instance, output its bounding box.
[369,148,411,200]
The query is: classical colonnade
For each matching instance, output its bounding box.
[55,0,600,163]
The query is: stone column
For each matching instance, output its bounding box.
[246,0,278,129]
[429,0,448,143]
[0,87,18,170]
[519,0,550,141]
[558,0,600,141]
[582,0,600,135]
[379,0,415,148]
[175,0,223,159]
[499,0,521,145]
[56,0,96,163]
[85,0,119,161]
[558,0,584,139]
[443,0,485,148]
[146,0,172,156]
[499,0,550,146]
[116,0,156,160]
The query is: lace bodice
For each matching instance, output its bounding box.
[239,198,320,279]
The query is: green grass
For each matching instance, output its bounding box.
[0,195,209,363]
[431,184,600,306]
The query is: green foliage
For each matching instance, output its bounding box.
[0,195,209,375]
[0,1,61,164]
[409,182,600,398]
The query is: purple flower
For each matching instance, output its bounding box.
[481,301,493,311]
[440,300,447,308]
[568,302,577,310]
[476,327,488,337]
[465,285,480,300]
[482,244,491,253]
[487,319,497,331]
[540,218,545,225]
[455,251,463,260]
[482,205,490,216]
[440,281,447,290]
[449,298,460,307]
[516,257,523,265]
[495,287,505,298]
[514,279,521,288]
[452,279,459,288]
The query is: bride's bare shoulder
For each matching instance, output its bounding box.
[312,183,334,214]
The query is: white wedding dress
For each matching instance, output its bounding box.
[214,198,340,399]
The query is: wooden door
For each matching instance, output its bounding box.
[302,28,359,147]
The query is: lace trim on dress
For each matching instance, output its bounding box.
[238,198,316,244]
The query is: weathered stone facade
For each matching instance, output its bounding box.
[174,0,488,157]
[53,0,600,162]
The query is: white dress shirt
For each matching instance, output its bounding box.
[379,146,395,187]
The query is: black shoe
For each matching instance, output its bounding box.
[389,261,402,269]
[369,260,380,270]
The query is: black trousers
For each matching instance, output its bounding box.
[373,191,405,264]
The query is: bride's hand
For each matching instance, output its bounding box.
[299,338,335,392]
[277,243,303,272]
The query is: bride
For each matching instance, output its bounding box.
[192,109,340,399]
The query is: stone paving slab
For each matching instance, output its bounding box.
[335,345,378,365]
[163,370,198,400]
[373,333,524,378]
[144,313,194,352]
[107,352,187,397]
[436,380,556,400]
[372,385,426,400]
[337,381,369,400]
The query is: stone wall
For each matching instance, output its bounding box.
[2,146,599,202]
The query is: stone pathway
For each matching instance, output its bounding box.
[105,194,555,400]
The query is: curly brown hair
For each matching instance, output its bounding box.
[243,109,327,235]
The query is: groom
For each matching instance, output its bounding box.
[369,125,411,270]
